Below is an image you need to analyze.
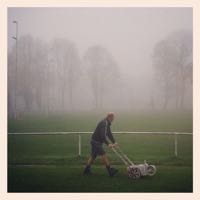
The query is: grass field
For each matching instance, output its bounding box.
[8,111,193,192]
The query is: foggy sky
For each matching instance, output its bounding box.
[7,7,192,112]
[8,8,192,76]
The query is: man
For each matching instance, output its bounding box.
[83,112,118,177]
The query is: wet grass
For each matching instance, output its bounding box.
[8,111,192,192]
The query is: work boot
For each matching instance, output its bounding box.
[107,167,118,177]
[83,165,92,175]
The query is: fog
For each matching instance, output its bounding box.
[7,8,192,118]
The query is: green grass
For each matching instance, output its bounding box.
[8,110,192,132]
[8,134,192,166]
[8,165,192,192]
[8,111,193,192]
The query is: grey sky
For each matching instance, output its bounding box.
[7,7,192,110]
[8,7,192,75]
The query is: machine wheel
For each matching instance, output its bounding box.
[147,165,156,176]
[127,167,141,180]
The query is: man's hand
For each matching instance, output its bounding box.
[108,143,118,148]
[113,142,118,147]
[108,143,114,148]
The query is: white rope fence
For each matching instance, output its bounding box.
[8,131,192,157]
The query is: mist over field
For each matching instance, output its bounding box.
[7,7,193,193]
[7,8,193,118]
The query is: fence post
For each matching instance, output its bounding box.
[78,133,81,156]
[174,132,178,157]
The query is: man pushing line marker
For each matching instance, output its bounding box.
[83,112,118,177]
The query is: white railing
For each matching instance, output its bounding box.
[8,131,192,157]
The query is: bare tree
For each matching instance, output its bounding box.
[169,31,193,108]
[8,35,81,117]
[8,51,15,118]
[16,35,34,115]
[18,35,48,114]
[50,38,80,111]
[83,45,120,109]
[152,30,192,110]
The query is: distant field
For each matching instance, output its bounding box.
[8,110,193,132]
[8,111,193,192]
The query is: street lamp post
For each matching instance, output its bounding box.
[12,20,18,119]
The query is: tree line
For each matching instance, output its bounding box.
[8,30,192,119]
[8,35,120,118]
[152,30,192,110]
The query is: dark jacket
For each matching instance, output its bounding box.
[91,118,115,145]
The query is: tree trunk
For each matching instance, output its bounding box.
[150,94,155,110]
[61,84,65,112]
[69,83,73,110]
[163,93,169,110]
[163,82,169,110]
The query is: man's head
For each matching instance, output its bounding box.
[107,112,115,123]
